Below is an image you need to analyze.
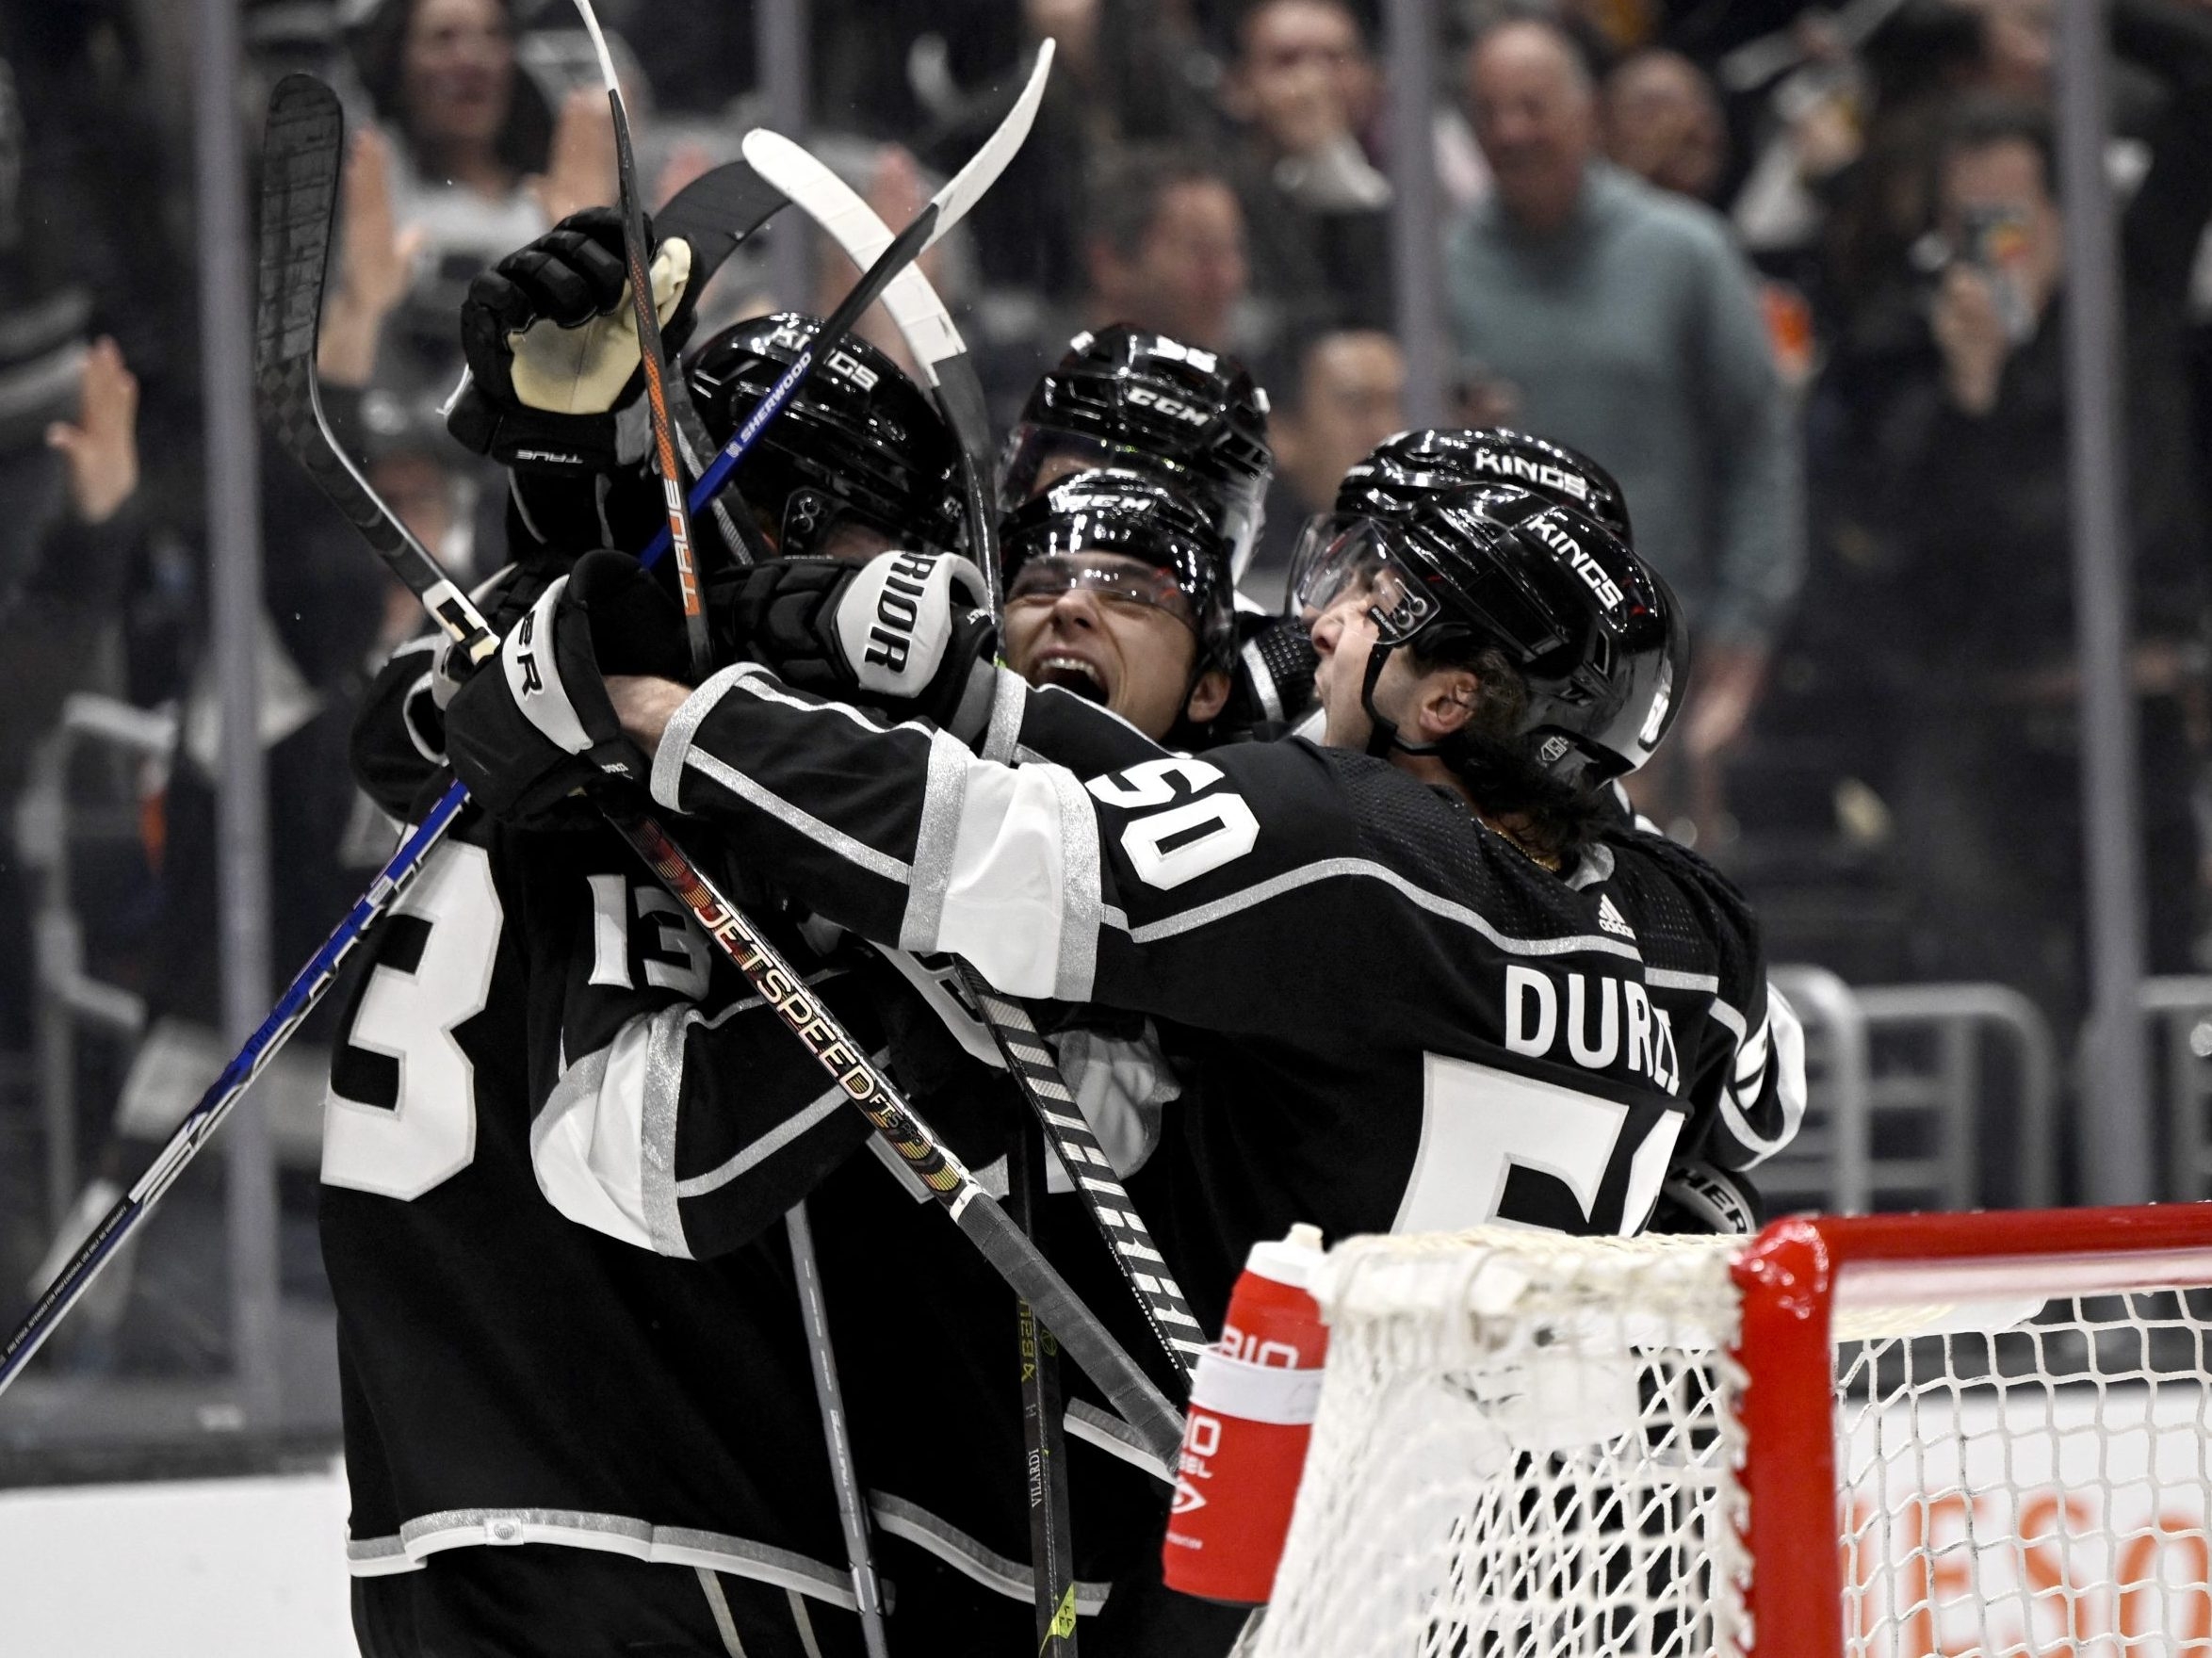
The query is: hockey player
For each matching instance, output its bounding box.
[323,213,979,1656]
[997,324,1317,740]
[999,326,1274,578]
[445,469,1802,1643]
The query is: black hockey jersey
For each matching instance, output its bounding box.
[319,791,885,1602]
[342,642,1172,1636]
[646,663,1803,1329]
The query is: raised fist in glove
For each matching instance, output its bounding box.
[445,549,691,825]
[714,549,1000,740]
[448,207,697,474]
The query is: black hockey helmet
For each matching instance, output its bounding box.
[1000,468,1237,674]
[1289,482,1685,783]
[999,325,1275,578]
[686,312,965,560]
[1337,427,1634,546]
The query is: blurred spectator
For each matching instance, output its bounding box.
[1217,0,1393,331]
[978,145,1254,425]
[1244,327,1405,604]
[1955,0,2055,101]
[1603,48,1726,203]
[1830,72,2212,1027]
[918,0,1220,301]
[1448,16,1805,830]
[346,0,612,413]
[1085,148,1252,354]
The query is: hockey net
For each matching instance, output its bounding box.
[1252,1208,2212,1658]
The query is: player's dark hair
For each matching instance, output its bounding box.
[1404,632,1610,865]
[1936,94,2057,201]
[350,0,555,179]
[1088,146,1237,262]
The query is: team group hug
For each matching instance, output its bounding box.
[324,193,1806,1655]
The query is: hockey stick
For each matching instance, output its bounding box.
[1010,1123,1080,1654]
[0,786,466,1396]
[569,0,713,675]
[253,76,1186,1468]
[635,40,1055,572]
[564,16,895,1647]
[741,132,1209,1383]
[784,1199,890,1654]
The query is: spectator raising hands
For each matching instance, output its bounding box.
[45,336,138,526]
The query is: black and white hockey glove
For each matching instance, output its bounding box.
[1213,612,1320,741]
[445,549,690,826]
[448,207,698,475]
[712,550,1000,741]
[1644,1160,1765,1237]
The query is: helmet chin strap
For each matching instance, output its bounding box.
[1358,629,1455,760]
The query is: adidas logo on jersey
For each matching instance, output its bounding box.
[1597,895,1635,939]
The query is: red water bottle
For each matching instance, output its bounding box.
[1163,1222,1329,1604]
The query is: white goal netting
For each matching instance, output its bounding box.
[1252,1226,2212,1658]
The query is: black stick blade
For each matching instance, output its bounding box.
[652,158,789,292]
[255,74,344,391]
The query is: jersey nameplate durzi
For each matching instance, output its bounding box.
[1502,963,1680,1094]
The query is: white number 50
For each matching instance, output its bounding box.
[1086,757,1260,891]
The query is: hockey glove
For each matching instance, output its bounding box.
[713,550,1001,741]
[1644,1160,1764,1237]
[1212,612,1320,740]
[445,549,691,826]
[448,207,698,475]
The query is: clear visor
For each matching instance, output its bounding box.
[1005,553,1200,634]
[1286,514,1439,643]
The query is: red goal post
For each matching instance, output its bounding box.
[1252,1204,2212,1658]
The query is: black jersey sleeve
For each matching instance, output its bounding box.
[968,665,1178,775]
[516,836,882,1260]
[1605,829,1807,1175]
[650,665,1497,1047]
[350,636,449,821]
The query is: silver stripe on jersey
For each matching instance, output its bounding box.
[346,1508,859,1608]
[1050,762,1104,1001]
[866,1491,1113,1614]
[901,729,972,951]
[1103,854,1646,965]
[1645,966,1723,995]
[685,746,911,886]
[654,662,754,810]
[640,1002,691,1256]
[674,1051,890,1200]
[1700,992,1748,1039]
[981,665,1028,764]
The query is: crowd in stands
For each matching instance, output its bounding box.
[3,0,2212,1362]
